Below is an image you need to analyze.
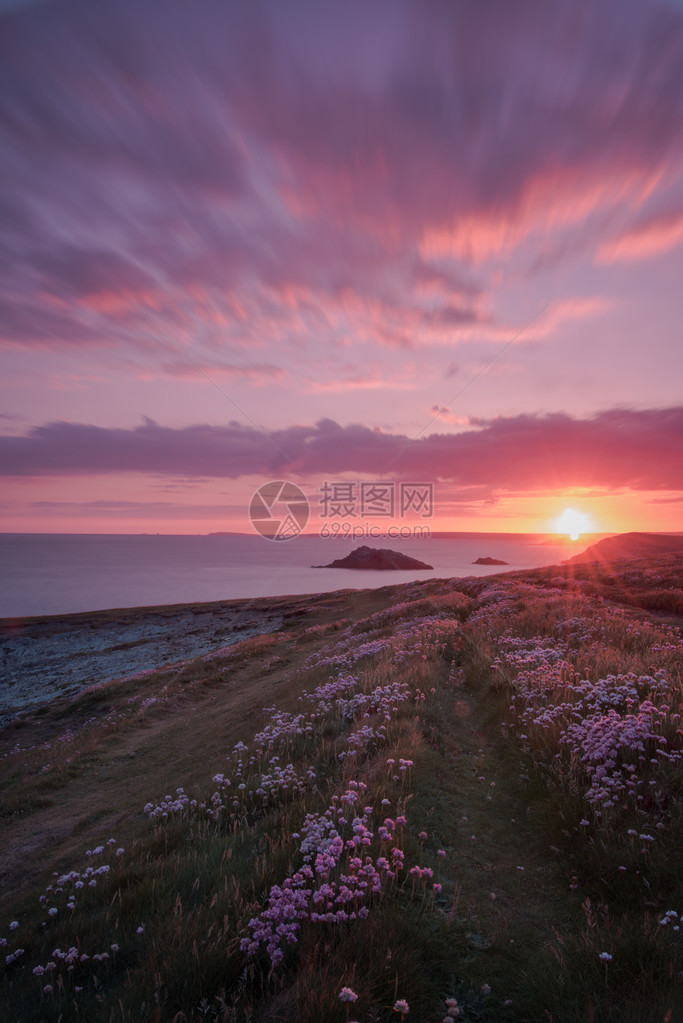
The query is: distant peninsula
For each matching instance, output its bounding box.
[473,556,508,565]
[314,545,433,570]
[563,531,683,565]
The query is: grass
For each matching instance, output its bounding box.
[1,556,683,1020]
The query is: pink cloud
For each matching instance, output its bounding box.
[306,371,416,393]
[596,210,683,262]
[523,297,612,339]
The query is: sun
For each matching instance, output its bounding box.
[556,507,591,541]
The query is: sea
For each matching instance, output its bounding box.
[0,532,593,620]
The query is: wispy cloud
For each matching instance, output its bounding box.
[158,361,287,383]
[429,406,469,426]
[597,210,683,262]
[30,500,233,518]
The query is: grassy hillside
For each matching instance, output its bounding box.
[1,555,682,1022]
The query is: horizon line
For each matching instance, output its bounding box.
[0,528,649,538]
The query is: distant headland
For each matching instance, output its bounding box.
[563,531,683,565]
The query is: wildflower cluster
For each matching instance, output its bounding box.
[3,839,130,999]
[241,763,440,966]
[299,612,462,674]
[241,783,427,965]
[472,584,683,843]
[230,621,454,966]
[658,908,680,931]
[144,615,452,826]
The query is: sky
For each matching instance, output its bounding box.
[1,0,682,535]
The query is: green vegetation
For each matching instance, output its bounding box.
[1,555,682,1021]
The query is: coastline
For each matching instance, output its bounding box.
[3,529,681,725]
[0,585,393,725]
[0,595,298,724]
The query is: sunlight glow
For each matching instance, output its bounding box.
[556,507,591,541]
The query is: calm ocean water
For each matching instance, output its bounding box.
[0,532,592,619]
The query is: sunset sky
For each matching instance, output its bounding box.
[1,0,683,535]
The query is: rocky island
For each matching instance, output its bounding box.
[473,556,509,565]
[314,545,433,570]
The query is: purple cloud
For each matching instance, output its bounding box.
[1,407,682,492]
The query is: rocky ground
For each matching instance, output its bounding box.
[0,599,287,723]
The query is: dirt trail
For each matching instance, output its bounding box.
[420,666,579,1003]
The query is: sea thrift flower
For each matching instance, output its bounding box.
[394,999,410,1015]
[340,987,358,1003]
[599,952,613,962]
